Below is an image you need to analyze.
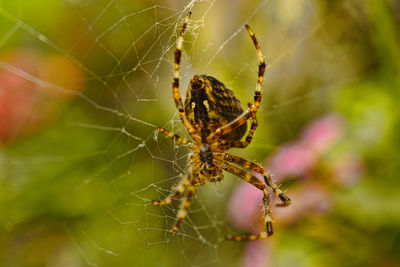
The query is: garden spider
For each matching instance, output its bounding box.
[152,12,291,241]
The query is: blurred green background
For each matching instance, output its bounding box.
[0,0,399,266]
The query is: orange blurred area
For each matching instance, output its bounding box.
[0,48,85,143]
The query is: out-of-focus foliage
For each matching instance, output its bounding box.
[0,0,399,266]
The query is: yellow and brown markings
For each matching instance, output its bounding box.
[222,103,258,149]
[152,176,189,206]
[184,75,247,142]
[225,187,272,241]
[224,116,258,148]
[217,162,266,191]
[262,190,273,236]
[263,172,291,206]
[172,185,196,234]
[223,153,291,206]
[225,232,268,241]
[209,108,253,142]
[223,153,263,171]
[233,103,259,148]
[157,127,190,145]
[171,11,200,141]
[245,24,265,111]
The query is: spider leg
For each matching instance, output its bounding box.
[223,103,258,148]
[223,153,291,206]
[214,161,273,240]
[172,12,200,142]
[245,24,266,113]
[207,25,265,142]
[209,109,254,142]
[172,184,196,235]
[152,174,190,206]
[226,189,273,241]
[157,127,191,146]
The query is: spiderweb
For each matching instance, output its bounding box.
[0,0,365,266]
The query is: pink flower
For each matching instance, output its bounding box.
[301,114,346,154]
[266,142,315,180]
[243,240,273,267]
[266,114,346,181]
[228,180,263,233]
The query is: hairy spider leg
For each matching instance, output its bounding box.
[157,127,191,145]
[207,24,266,142]
[214,161,273,240]
[223,153,291,206]
[152,174,190,205]
[172,184,196,235]
[172,12,200,143]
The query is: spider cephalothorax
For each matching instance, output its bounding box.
[153,12,291,241]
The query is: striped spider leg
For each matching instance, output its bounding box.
[157,127,191,146]
[219,103,258,149]
[207,24,266,144]
[211,151,290,241]
[171,11,201,143]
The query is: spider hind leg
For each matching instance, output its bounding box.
[152,175,189,206]
[216,162,274,241]
[172,185,196,235]
[226,189,273,241]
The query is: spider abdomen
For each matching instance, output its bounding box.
[184,75,247,141]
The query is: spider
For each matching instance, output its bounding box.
[152,12,291,241]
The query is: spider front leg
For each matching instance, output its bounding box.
[172,11,200,143]
[208,24,265,142]
[214,161,273,240]
[245,24,266,112]
[223,154,291,206]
